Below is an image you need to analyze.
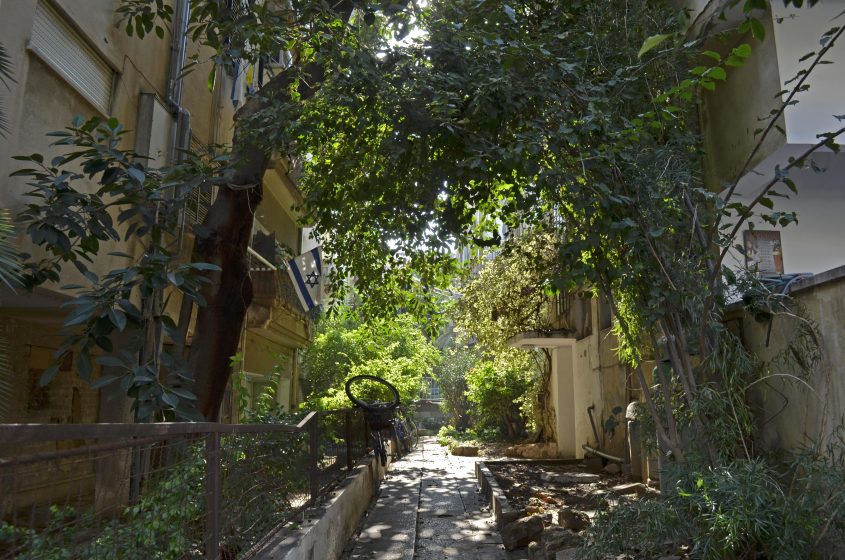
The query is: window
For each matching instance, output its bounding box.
[266,50,292,70]
[183,139,217,227]
[424,376,441,401]
[135,93,173,168]
[29,1,115,115]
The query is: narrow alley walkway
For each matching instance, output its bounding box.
[346,437,508,560]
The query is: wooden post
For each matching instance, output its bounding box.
[345,410,353,470]
[308,414,320,503]
[204,432,221,560]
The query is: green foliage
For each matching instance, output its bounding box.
[454,231,558,352]
[302,309,440,410]
[465,350,537,439]
[432,345,478,430]
[0,209,22,290]
[436,424,499,449]
[452,232,555,440]
[232,352,298,423]
[0,448,205,559]
[0,433,309,559]
[13,116,224,420]
[582,436,845,559]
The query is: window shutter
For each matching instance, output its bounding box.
[29,1,114,115]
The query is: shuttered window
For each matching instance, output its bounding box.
[29,1,114,115]
[183,139,217,227]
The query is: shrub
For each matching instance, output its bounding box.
[465,351,537,439]
[301,311,439,411]
[581,441,845,560]
[432,346,478,431]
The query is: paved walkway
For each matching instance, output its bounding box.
[346,437,508,560]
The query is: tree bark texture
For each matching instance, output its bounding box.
[186,4,354,420]
[189,186,261,420]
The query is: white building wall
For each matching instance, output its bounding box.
[771,0,845,145]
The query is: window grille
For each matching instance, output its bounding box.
[184,184,216,227]
[183,139,217,227]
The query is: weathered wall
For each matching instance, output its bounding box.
[596,327,629,458]
[0,1,311,425]
[735,268,845,451]
[699,12,785,191]
[549,300,629,459]
[253,448,395,560]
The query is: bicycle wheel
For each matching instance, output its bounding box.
[407,417,419,449]
[396,420,411,453]
[345,374,400,411]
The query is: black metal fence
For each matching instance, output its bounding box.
[0,409,368,559]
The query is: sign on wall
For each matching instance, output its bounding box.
[744,230,784,275]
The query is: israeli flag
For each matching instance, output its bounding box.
[286,247,323,311]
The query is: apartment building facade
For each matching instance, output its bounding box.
[0,0,313,426]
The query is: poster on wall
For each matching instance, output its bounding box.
[743,230,784,274]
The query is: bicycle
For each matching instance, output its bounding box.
[393,406,419,454]
[345,374,401,467]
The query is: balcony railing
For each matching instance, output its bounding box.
[0,409,367,559]
[246,248,312,328]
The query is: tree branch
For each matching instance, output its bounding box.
[717,25,845,217]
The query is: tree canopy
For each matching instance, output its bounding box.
[14,0,843,451]
[301,310,439,410]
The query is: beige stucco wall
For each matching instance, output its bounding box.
[736,269,845,451]
[0,1,311,424]
[549,301,629,459]
[550,344,576,457]
[0,0,233,289]
[699,12,785,191]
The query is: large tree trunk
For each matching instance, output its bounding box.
[187,87,273,420]
[185,6,354,420]
[189,187,262,420]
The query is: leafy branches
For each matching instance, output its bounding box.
[268,0,845,468]
[301,310,439,410]
[0,41,14,137]
[13,116,223,420]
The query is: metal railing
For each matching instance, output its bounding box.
[0,409,368,559]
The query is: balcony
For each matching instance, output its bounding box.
[246,248,310,330]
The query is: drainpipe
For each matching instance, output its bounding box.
[167,0,191,144]
[169,0,195,362]
[167,0,192,251]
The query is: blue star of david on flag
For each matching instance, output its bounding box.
[304,271,320,288]
[286,247,323,311]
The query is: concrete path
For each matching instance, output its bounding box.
[347,437,508,560]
